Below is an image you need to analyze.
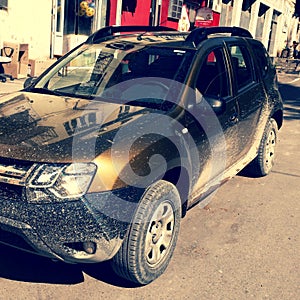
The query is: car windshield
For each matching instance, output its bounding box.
[32,43,194,101]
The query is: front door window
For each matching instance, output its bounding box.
[196,48,230,99]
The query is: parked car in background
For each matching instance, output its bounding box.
[0,26,283,285]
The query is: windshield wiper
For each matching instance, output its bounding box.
[28,87,66,97]
[29,87,91,99]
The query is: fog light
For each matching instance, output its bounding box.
[83,241,96,254]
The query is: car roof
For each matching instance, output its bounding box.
[86,25,253,50]
[102,33,189,48]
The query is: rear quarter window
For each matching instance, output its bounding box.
[248,40,270,78]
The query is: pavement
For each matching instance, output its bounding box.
[0,77,25,95]
[274,57,300,83]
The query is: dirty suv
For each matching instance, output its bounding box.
[0,26,283,285]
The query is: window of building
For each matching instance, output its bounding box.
[258,3,269,17]
[240,0,255,28]
[222,0,233,6]
[220,0,234,26]
[208,0,214,8]
[0,0,8,10]
[168,0,183,19]
[242,0,255,12]
[295,0,300,17]
[64,0,96,36]
[122,0,137,14]
[255,3,269,41]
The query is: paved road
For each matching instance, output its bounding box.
[0,75,299,299]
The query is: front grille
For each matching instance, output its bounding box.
[0,157,34,186]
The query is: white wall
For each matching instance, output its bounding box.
[1,0,52,59]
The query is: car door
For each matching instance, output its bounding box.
[186,45,241,199]
[226,42,266,160]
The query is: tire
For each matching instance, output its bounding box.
[111,180,182,285]
[249,118,278,177]
[1,77,6,83]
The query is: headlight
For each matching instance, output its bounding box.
[27,163,97,202]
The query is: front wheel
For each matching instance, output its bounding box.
[111,180,182,285]
[249,118,278,176]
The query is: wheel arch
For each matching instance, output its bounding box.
[162,166,190,218]
[271,109,283,130]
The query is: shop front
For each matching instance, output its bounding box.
[51,0,108,56]
[108,0,221,30]
[51,0,221,57]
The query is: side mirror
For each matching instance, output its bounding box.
[23,77,37,89]
[206,97,225,115]
[187,94,225,115]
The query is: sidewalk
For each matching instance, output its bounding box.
[0,78,26,96]
[274,57,300,83]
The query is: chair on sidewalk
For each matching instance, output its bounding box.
[0,46,14,82]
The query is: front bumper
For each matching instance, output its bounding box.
[0,186,140,263]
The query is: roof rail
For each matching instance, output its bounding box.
[86,26,178,44]
[185,26,253,47]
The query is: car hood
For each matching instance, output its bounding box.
[0,92,148,163]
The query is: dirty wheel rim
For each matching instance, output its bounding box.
[264,128,276,172]
[145,201,175,267]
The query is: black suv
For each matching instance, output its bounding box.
[0,26,283,285]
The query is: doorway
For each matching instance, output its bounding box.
[51,0,65,57]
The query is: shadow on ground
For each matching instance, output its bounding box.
[278,83,300,121]
[0,244,137,287]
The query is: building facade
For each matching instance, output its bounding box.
[217,0,300,57]
[0,0,299,61]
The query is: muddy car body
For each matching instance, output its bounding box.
[0,26,283,284]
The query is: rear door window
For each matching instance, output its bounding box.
[228,45,254,90]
